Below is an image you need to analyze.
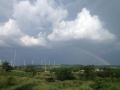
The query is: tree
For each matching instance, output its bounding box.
[84,65,96,80]
[2,61,13,72]
[24,65,37,77]
[55,68,75,81]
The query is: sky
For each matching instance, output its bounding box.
[0,0,120,65]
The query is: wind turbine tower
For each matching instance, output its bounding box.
[41,60,43,66]
[11,59,13,66]
[13,48,16,67]
[54,60,56,66]
[45,57,46,72]
[49,61,50,66]
[0,60,1,65]
[32,60,34,65]
[24,60,26,66]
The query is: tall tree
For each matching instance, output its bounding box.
[55,68,75,81]
[2,61,13,72]
[84,65,96,80]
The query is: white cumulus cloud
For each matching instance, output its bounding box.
[13,0,68,34]
[20,35,46,46]
[0,19,23,46]
[0,19,46,47]
[0,0,116,47]
[48,8,115,42]
[0,0,68,47]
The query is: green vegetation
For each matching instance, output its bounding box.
[2,61,13,72]
[0,61,120,90]
[55,68,75,81]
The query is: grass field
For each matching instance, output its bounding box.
[0,65,120,90]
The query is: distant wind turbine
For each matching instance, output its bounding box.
[49,61,50,66]
[24,60,26,66]
[32,60,34,65]
[17,58,19,70]
[54,60,55,66]
[11,59,13,66]
[18,58,19,67]
[0,60,1,65]
[13,48,16,67]
[41,60,43,65]
[45,57,46,72]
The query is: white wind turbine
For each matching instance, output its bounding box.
[13,48,16,67]
[41,60,43,65]
[45,57,47,72]
[54,60,56,66]
[32,60,34,65]
[24,60,26,66]
[0,60,1,65]
[49,61,50,66]
[11,59,13,66]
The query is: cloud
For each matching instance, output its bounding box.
[0,19,22,36]
[20,35,46,46]
[0,0,67,47]
[0,19,46,47]
[48,8,115,42]
[0,0,116,47]
[0,0,14,22]
[0,19,23,46]
[13,0,68,35]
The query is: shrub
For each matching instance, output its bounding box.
[55,68,75,81]
[0,76,7,88]
[2,61,13,72]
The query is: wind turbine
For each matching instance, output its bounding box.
[17,58,19,70]
[45,57,46,72]
[49,61,50,66]
[24,60,26,66]
[18,58,19,67]
[0,60,1,65]
[54,60,56,66]
[13,48,16,67]
[41,60,43,66]
[11,59,13,66]
[32,60,34,65]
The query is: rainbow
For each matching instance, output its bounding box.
[74,48,111,65]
